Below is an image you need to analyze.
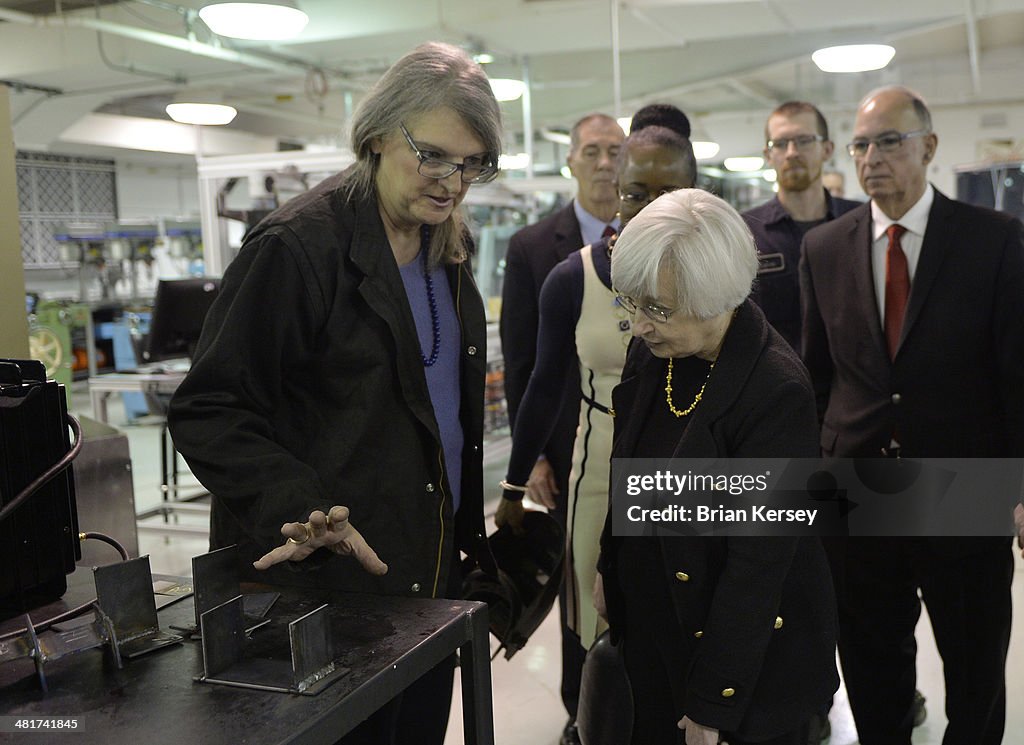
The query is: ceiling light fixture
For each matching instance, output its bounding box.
[499,153,530,170]
[811,44,895,73]
[166,102,238,126]
[473,53,495,64]
[617,116,632,134]
[489,78,526,102]
[723,156,765,172]
[692,141,720,160]
[198,0,309,41]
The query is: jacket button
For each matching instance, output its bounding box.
[411,583,421,593]
[721,688,736,698]
[675,571,690,582]
[467,345,478,356]
[774,616,783,629]
[891,393,902,404]
[694,630,703,639]
[425,483,435,493]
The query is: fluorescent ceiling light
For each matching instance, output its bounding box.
[166,102,238,126]
[199,1,309,41]
[560,165,572,179]
[617,116,632,135]
[499,152,530,170]
[692,141,720,160]
[473,53,495,64]
[540,127,571,146]
[490,78,526,102]
[762,169,777,182]
[812,44,895,73]
[723,156,765,172]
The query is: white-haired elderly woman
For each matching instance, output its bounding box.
[595,189,838,745]
[169,41,500,745]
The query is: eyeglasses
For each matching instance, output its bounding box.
[846,129,930,158]
[619,186,683,207]
[766,134,825,152]
[399,123,499,184]
[615,293,677,324]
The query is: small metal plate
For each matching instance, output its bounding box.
[192,545,239,628]
[199,596,244,677]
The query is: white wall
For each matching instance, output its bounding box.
[116,160,200,221]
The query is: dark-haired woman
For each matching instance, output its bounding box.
[497,108,698,649]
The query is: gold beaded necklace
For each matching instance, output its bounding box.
[662,307,737,417]
[665,357,714,418]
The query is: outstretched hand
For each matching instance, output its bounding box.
[253,506,388,576]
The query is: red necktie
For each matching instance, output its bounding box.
[883,224,909,360]
[601,224,616,239]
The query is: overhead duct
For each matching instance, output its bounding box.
[0,6,333,78]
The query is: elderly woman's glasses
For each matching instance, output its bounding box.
[399,123,499,184]
[846,129,930,158]
[615,293,677,323]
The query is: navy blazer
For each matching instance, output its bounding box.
[499,202,584,490]
[600,301,838,740]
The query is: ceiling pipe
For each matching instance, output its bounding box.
[0,6,333,78]
[521,56,534,179]
[610,0,622,118]
[964,0,982,95]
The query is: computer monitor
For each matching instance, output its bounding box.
[143,278,221,364]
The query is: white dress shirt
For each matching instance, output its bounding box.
[870,184,934,320]
[573,200,620,248]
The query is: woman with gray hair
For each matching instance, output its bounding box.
[169,41,500,745]
[595,189,838,744]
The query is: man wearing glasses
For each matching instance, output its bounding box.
[742,101,859,352]
[800,85,1024,745]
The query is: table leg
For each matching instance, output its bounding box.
[459,604,494,745]
[91,389,110,424]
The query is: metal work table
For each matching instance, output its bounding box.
[1,573,494,744]
[87,371,208,532]
[87,371,185,425]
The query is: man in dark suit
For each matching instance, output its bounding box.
[499,112,624,745]
[743,100,860,352]
[800,85,1024,745]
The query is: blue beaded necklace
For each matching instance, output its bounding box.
[419,226,441,367]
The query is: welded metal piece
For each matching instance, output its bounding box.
[197,597,347,695]
[289,603,334,692]
[93,555,182,658]
[199,595,244,677]
[191,544,238,629]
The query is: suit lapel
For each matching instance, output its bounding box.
[553,203,585,263]
[848,205,889,357]
[898,191,954,352]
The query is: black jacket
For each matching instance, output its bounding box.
[599,300,839,739]
[743,190,860,350]
[168,170,487,598]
